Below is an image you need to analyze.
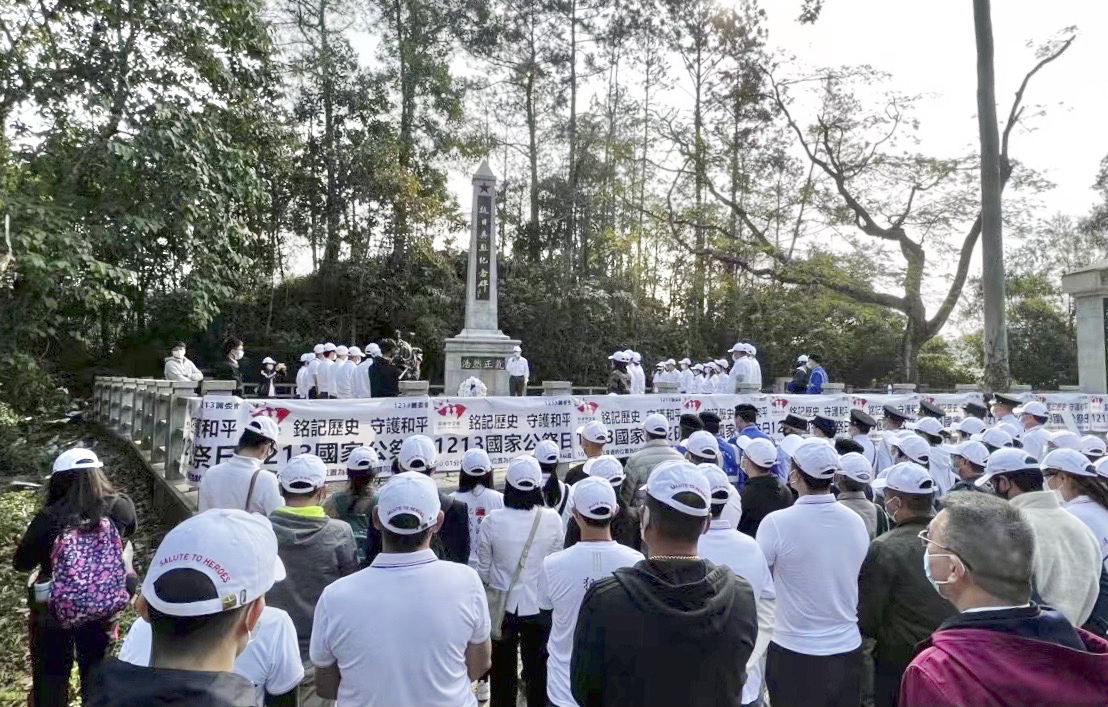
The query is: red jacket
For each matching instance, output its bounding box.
[900,626,1108,706]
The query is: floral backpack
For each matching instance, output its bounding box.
[49,516,130,628]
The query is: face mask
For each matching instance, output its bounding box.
[265,364,274,370]
[234,349,244,360]
[883,497,901,521]
[172,349,185,359]
[923,549,959,594]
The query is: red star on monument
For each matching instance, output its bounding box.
[479,183,490,193]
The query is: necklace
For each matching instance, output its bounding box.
[651,555,701,561]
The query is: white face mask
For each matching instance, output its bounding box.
[172,349,185,359]
[234,349,244,360]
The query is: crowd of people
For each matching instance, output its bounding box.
[605,345,829,395]
[16,391,1108,706]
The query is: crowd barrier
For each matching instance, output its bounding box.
[91,377,1107,492]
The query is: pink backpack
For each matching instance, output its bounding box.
[49,517,130,628]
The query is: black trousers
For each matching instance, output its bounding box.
[873,656,910,707]
[29,602,114,707]
[491,611,550,707]
[509,376,526,396]
[766,641,862,707]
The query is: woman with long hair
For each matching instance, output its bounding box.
[1049,450,1108,573]
[452,449,504,569]
[477,456,563,707]
[324,447,381,563]
[14,448,137,707]
[535,440,568,514]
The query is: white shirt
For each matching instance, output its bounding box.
[699,519,776,705]
[295,365,310,399]
[679,368,694,394]
[316,358,335,394]
[853,434,876,466]
[334,360,359,399]
[198,454,284,516]
[1065,495,1108,573]
[120,607,302,706]
[354,358,374,398]
[538,541,644,707]
[477,507,564,616]
[451,486,505,567]
[310,549,490,707]
[629,364,646,395]
[729,358,747,390]
[756,494,869,655]
[506,355,530,379]
[323,358,346,394]
[928,447,956,496]
[307,357,324,393]
[746,357,762,388]
[721,485,742,528]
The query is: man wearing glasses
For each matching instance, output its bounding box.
[899,491,1108,706]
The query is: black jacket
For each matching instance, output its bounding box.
[362,491,470,567]
[367,356,402,397]
[571,558,757,707]
[857,515,957,666]
[737,475,793,538]
[86,657,256,706]
[564,463,588,486]
[785,366,808,394]
[212,357,243,394]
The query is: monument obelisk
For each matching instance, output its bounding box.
[443,160,520,396]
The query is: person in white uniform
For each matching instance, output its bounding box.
[322,345,348,398]
[295,353,312,399]
[628,352,646,395]
[315,343,337,399]
[538,477,643,707]
[1014,400,1051,461]
[698,465,775,707]
[1046,449,1108,573]
[452,449,505,569]
[334,346,363,399]
[197,417,283,515]
[678,358,694,393]
[306,344,325,398]
[354,343,380,398]
[989,393,1022,429]
[507,346,530,396]
[849,409,877,467]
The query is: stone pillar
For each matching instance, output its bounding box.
[542,381,572,396]
[399,381,430,396]
[200,380,238,395]
[443,160,520,397]
[774,377,791,394]
[1062,262,1108,393]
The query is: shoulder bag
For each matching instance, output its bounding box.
[486,509,543,641]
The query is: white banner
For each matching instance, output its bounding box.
[186,396,247,487]
[430,396,576,471]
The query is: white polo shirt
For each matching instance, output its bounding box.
[538,540,644,707]
[310,549,490,707]
[1066,495,1108,572]
[756,494,869,655]
[316,359,335,395]
[197,454,283,516]
[119,607,303,707]
[476,507,564,616]
[699,519,775,705]
[451,486,505,567]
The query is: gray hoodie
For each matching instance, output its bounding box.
[267,508,359,657]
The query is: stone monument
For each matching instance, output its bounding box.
[1062,259,1108,393]
[443,161,521,396]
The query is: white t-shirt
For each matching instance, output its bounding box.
[334,360,359,399]
[476,507,564,616]
[295,365,310,399]
[538,540,644,707]
[197,455,284,516]
[451,485,505,567]
[119,607,303,706]
[756,494,869,655]
[323,358,346,395]
[310,549,490,707]
[1066,495,1108,572]
[699,519,775,705]
[506,355,530,378]
[317,359,335,394]
[354,358,374,398]
[307,358,323,392]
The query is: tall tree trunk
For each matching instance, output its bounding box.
[568,0,580,271]
[393,0,413,256]
[691,21,706,327]
[320,0,341,265]
[526,66,540,262]
[975,0,1010,391]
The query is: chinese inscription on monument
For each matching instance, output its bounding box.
[475,193,492,301]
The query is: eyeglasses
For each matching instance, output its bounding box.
[917,528,975,571]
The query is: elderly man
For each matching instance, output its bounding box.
[506,345,530,396]
[900,492,1108,706]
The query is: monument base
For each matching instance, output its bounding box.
[444,331,521,397]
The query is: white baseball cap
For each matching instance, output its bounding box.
[243,416,280,443]
[838,452,873,483]
[666,359,677,366]
[797,354,809,363]
[323,342,337,352]
[699,463,734,504]
[644,413,669,436]
[744,343,758,356]
[997,422,1023,440]
[679,357,692,366]
[976,448,1039,488]
[313,344,325,354]
[907,417,944,437]
[142,509,285,617]
[872,463,935,495]
[1081,435,1106,459]
[608,350,631,363]
[261,356,277,365]
[512,345,522,354]
[348,346,363,357]
[727,342,744,353]
[646,462,711,517]
[972,427,1014,449]
[1048,430,1082,451]
[534,440,560,465]
[506,455,542,491]
[335,346,349,356]
[366,343,382,356]
[300,353,313,363]
[53,448,104,474]
[346,446,380,472]
[1014,401,1049,418]
[778,434,805,460]
[398,435,437,472]
[1095,456,1108,480]
[584,455,625,487]
[791,439,841,479]
[942,440,989,467]
[692,363,704,372]
[631,352,642,363]
[572,477,619,520]
[376,472,441,535]
[737,436,777,468]
[686,430,721,462]
[579,420,609,444]
[951,417,986,436]
[280,454,327,492]
[890,433,930,465]
[461,448,492,476]
[1041,448,1097,477]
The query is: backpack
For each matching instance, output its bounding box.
[332,492,370,563]
[50,516,130,628]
